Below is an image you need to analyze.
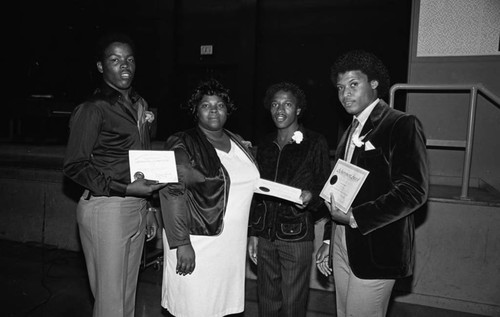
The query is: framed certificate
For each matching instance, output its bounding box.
[320,159,369,213]
[128,150,178,183]
[254,179,303,205]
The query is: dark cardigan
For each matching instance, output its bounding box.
[249,127,331,242]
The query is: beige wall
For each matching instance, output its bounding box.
[405,0,500,192]
[385,1,500,315]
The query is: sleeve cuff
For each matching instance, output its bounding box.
[349,213,358,229]
[109,180,128,197]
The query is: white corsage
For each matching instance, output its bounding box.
[352,134,365,148]
[144,111,155,123]
[291,131,303,144]
[352,130,372,148]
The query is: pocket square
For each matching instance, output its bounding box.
[364,141,375,151]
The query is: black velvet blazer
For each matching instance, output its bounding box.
[326,100,429,279]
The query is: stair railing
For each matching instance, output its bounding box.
[389,83,500,200]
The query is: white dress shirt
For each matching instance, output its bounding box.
[345,98,379,163]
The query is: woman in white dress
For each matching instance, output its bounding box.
[159,79,260,317]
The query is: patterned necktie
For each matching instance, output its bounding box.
[344,118,360,161]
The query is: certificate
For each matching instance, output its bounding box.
[128,150,178,183]
[254,179,303,205]
[320,159,369,213]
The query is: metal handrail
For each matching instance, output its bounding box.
[389,83,500,200]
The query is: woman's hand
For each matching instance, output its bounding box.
[247,236,258,265]
[315,242,332,276]
[176,244,195,276]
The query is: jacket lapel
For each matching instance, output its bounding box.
[337,100,390,163]
[351,101,389,164]
[336,123,350,160]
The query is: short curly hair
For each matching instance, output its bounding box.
[263,82,307,117]
[95,32,136,62]
[183,78,237,119]
[330,50,391,98]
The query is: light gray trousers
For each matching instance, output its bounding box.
[77,194,147,317]
[333,226,395,317]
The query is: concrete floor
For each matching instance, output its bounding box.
[0,239,487,317]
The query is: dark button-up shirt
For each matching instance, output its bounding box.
[63,83,151,196]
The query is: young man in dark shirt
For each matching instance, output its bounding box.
[63,32,165,317]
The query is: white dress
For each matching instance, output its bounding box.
[162,140,260,317]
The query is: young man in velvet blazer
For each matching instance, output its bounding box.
[316,50,429,317]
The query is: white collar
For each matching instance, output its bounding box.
[354,98,379,127]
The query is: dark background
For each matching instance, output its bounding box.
[4,0,412,148]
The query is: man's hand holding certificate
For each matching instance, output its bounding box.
[129,150,178,183]
[320,159,369,213]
